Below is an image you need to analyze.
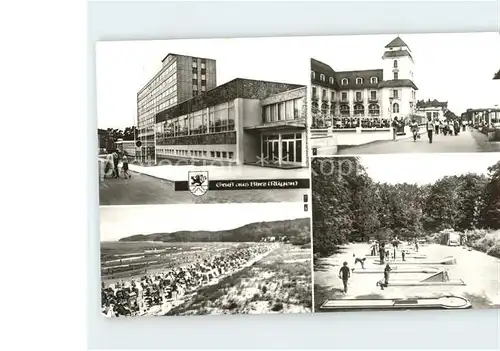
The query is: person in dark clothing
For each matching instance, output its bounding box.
[379,245,385,264]
[426,117,434,143]
[353,254,366,269]
[377,264,392,290]
[112,150,120,179]
[339,261,351,293]
[401,250,406,261]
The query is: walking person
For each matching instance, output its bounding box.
[339,261,351,294]
[434,120,439,135]
[112,150,120,178]
[462,119,467,132]
[392,117,400,141]
[454,119,460,136]
[104,151,115,178]
[379,243,385,264]
[122,154,131,179]
[426,116,434,143]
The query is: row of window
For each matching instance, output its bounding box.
[312,71,380,85]
[156,102,236,137]
[158,148,234,160]
[138,80,177,113]
[139,91,178,118]
[313,102,405,116]
[138,60,177,100]
[313,102,382,115]
[192,73,207,80]
[192,59,207,70]
[262,98,305,123]
[312,87,416,102]
[312,59,412,85]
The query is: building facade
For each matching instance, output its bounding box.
[310,36,419,129]
[154,78,308,168]
[136,54,217,161]
[416,99,448,122]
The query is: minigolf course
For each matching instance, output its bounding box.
[319,296,471,311]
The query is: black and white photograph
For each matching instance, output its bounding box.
[96,38,310,205]
[100,202,313,317]
[312,154,500,312]
[309,33,500,155]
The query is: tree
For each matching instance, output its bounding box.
[479,161,500,229]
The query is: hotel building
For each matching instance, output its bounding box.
[136,54,217,161]
[311,36,419,130]
[154,78,308,168]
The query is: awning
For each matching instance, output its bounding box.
[244,120,306,131]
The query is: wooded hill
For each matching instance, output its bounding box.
[119,218,311,245]
[312,157,500,256]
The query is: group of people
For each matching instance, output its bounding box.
[407,116,469,144]
[338,238,421,294]
[101,243,276,317]
[102,149,131,179]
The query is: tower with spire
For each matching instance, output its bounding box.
[378,36,419,121]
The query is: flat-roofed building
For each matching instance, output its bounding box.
[154,78,308,168]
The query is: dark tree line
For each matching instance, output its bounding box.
[312,157,500,256]
[98,127,137,151]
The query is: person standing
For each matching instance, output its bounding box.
[462,119,467,132]
[426,116,434,143]
[434,120,439,135]
[392,117,399,141]
[122,155,131,179]
[379,243,385,264]
[112,150,120,179]
[339,261,351,294]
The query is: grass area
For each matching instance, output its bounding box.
[167,244,312,315]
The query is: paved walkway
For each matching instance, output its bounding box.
[127,163,309,182]
[99,162,307,205]
[337,129,500,155]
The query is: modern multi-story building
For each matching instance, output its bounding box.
[416,99,448,122]
[310,36,419,129]
[136,54,217,161]
[154,78,308,168]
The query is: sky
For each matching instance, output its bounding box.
[96,37,309,129]
[100,203,309,242]
[96,33,500,130]
[361,153,499,185]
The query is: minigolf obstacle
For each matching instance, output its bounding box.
[379,270,465,287]
[352,266,440,274]
[319,296,471,311]
[373,256,457,265]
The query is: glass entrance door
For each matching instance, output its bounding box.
[262,133,303,166]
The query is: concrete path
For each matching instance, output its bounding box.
[337,129,500,155]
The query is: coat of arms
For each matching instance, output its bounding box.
[188,171,209,196]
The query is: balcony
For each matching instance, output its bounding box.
[311,95,319,101]
[321,95,329,102]
[369,97,378,103]
[340,99,349,103]
[355,97,364,103]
